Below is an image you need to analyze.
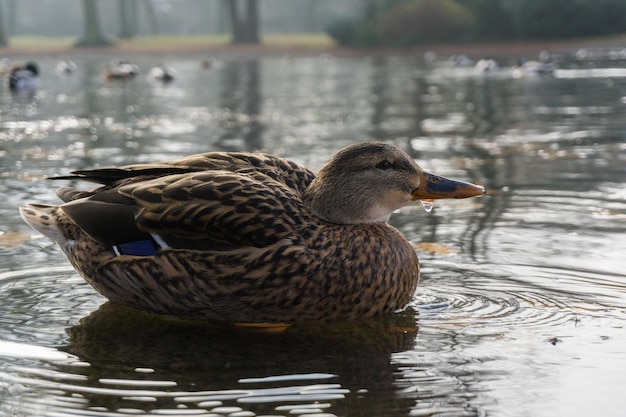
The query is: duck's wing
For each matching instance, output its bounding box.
[122,170,307,246]
[54,165,204,202]
[60,169,309,252]
[167,152,316,196]
[56,152,315,197]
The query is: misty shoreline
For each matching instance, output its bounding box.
[0,35,624,59]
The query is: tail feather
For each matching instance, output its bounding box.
[19,204,68,244]
[56,186,93,203]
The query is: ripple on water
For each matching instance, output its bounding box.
[0,346,351,417]
[0,266,102,345]
[0,334,348,416]
[413,257,626,335]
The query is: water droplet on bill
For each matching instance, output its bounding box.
[421,199,434,213]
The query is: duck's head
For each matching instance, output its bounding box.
[303,142,485,224]
[24,62,39,76]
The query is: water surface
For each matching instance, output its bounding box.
[0,50,625,417]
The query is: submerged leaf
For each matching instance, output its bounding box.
[414,242,456,255]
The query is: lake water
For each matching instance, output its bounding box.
[0,48,625,417]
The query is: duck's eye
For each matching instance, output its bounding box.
[376,160,393,170]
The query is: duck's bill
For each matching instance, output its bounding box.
[412,172,485,200]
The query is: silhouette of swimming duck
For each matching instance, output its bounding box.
[55,60,77,76]
[148,64,176,83]
[104,59,139,80]
[20,142,485,323]
[9,61,40,94]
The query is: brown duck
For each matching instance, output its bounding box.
[20,142,484,323]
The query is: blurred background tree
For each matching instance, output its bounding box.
[118,0,137,39]
[117,0,160,39]
[0,0,625,49]
[226,0,260,44]
[0,1,6,46]
[75,0,111,47]
[377,0,474,45]
[328,0,626,47]
[508,0,626,40]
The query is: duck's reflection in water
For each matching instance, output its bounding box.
[62,303,419,416]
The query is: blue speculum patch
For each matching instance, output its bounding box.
[115,240,157,256]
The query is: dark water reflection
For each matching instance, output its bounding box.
[0,50,625,417]
[64,304,417,416]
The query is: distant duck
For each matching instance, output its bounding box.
[202,57,224,70]
[148,64,176,83]
[55,60,77,76]
[450,54,473,68]
[104,59,139,80]
[512,51,556,78]
[475,58,499,73]
[9,61,40,94]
